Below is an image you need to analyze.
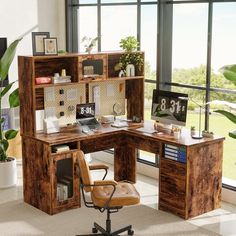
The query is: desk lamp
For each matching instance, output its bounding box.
[179,97,203,139]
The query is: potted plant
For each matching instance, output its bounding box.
[0,38,21,188]
[214,64,236,139]
[81,36,99,54]
[118,36,144,76]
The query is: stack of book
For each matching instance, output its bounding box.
[52,144,70,153]
[53,76,71,84]
[57,176,73,201]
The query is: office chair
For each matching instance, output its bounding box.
[77,151,140,236]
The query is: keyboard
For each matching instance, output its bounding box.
[77,118,100,129]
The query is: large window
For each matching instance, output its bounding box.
[210,3,236,184]
[66,0,236,187]
[169,1,236,185]
[101,6,137,51]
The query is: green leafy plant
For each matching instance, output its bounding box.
[81,36,99,54]
[0,38,21,161]
[214,64,236,139]
[119,36,139,53]
[119,36,144,73]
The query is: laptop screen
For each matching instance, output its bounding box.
[76,103,95,119]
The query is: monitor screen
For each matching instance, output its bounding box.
[0,38,8,87]
[76,103,95,119]
[151,89,188,126]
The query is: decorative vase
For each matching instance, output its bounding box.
[86,47,93,54]
[126,64,135,77]
[0,157,17,188]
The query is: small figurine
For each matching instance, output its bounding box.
[119,70,125,77]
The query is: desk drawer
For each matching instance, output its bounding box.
[160,175,186,210]
[80,134,123,153]
[160,158,186,178]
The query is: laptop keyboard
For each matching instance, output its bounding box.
[78,118,100,129]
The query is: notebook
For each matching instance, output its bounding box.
[76,103,100,130]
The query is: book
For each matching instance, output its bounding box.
[52,144,70,153]
[59,177,73,198]
[57,183,68,201]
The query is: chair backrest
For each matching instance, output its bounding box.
[77,151,93,192]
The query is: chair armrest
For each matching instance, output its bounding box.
[89,164,109,171]
[89,164,109,180]
[94,180,118,186]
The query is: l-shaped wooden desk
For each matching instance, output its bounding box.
[21,122,224,219]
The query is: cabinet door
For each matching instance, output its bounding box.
[51,151,80,214]
[159,158,187,218]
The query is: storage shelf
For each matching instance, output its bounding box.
[34,76,144,88]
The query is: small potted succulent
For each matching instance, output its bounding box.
[0,38,21,188]
[190,126,196,136]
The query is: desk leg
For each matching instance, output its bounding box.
[114,145,136,183]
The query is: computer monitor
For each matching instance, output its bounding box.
[76,103,95,119]
[151,89,188,126]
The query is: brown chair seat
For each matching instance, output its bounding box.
[92,181,140,208]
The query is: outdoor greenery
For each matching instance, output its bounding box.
[0,38,21,162]
[214,64,236,139]
[144,63,236,181]
[144,64,236,104]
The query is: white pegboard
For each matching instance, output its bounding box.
[44,84,86,126]
[89,80,126,116]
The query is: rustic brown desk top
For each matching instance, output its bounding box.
[30,121,224,147]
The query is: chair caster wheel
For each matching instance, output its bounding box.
[92,227,98,233]
[128,229,134,235]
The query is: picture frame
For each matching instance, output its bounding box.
[44,37,58,56]
[32,32,50,56]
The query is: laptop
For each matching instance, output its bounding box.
[76,103,100,130]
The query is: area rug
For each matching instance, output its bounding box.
[0,199,219,236]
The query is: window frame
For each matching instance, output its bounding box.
[66,0,236,190]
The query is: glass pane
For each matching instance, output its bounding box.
[79,0,97,4]
[211,3,236,88]
[141,5,157,80]
[144,82,156,121]
[209,92,236,182]
[172,4,208,86]
[101,6,137,51]
[77,7,97,53]
[101,0,136,3]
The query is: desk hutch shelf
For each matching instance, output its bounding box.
[18,52,224,219]
[18,52,145,215]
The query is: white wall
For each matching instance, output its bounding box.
[0,0,66,108]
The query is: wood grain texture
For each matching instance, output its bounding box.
[78,54,108,82]
[22,136,80,215]
[34,57,79,82]
[22,137,51,213]
[18,56,36,136]
[186,141,223,218]
[126,78,144,120]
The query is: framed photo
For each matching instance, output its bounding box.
[32,32,50,56]
[44,38,58,56]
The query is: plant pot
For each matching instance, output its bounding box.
[0,157,17,189]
